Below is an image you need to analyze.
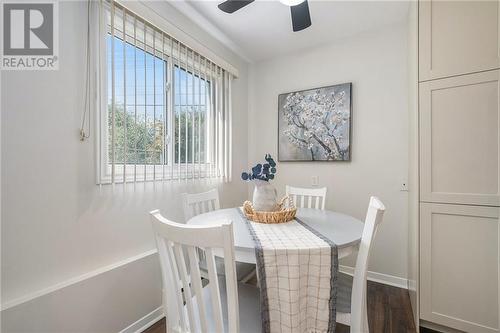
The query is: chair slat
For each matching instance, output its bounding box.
[173,243,197,332]
[350,197,386,332]
[187,246,208,332]
[222,224,239,333]
[205,248,224,333]
[286,185,328,210]
[151,209,238,333]
[155,237,181,331]
[182,189,221,221]
[165,240,188,332]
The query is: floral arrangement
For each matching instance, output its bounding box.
[241,154,277,182]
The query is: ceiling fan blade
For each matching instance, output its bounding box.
[218,0,255,13]
[290,0,312,32]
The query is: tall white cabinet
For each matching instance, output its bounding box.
[417,1,500,332]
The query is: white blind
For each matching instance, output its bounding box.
[96,0,232,184]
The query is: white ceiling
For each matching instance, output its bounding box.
[176,0,410,62]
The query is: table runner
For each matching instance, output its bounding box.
[237,209,338,333]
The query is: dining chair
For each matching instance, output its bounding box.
[182,189,225,278]
[285,185,328,209]
[182,189,220,221]
[336,196,386,333]
[150,210,261,333]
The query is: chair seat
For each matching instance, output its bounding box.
[192,279,261,333]
[198,256,226,276]
[199,256,256,282]
[337,272,353,326]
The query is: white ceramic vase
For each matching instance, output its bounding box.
[252,179,278,212]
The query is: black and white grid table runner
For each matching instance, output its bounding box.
[237,208,339,333]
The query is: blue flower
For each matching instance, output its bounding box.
[252,164,262,175]
[241,154,278,182]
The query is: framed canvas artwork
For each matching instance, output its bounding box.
[278,83,352,161]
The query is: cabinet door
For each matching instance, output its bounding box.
[420,70,500,206]
[419,0,500,81]
[420,203,500,333]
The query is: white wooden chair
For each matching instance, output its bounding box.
[336,196,386,332]
[182,189,220,221]
[182,189,225,278]
[150,210,261,333]
[285,185,328,210]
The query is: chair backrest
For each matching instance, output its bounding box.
[150,210,239,333]
[350,196,386,333]
[285,185,328,210]
[182,189,221,221]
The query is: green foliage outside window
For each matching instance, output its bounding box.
[108,105,207,165]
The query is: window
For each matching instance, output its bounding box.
[97,1,232,184]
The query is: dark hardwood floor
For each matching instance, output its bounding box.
[142,318,165,333]
[420,328,442,333]
[143,280,418,333]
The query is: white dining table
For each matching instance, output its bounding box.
[186,207,364,264]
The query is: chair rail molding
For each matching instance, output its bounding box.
[119,306,164,333]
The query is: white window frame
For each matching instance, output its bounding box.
[92,1,232,184]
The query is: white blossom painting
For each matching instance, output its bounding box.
[278,83,352,161]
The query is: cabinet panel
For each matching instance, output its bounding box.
[420,70,500,206]
[420,203,500,332]
[419,0,500,81]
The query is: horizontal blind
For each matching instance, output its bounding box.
[97,0,232,184]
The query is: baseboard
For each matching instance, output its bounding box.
[339,265,408,289]
[120,306,164,333]
[420,319,464,333]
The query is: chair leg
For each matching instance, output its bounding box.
[240,267,257,284]
[363,308,369,332]
[363,316,370,333]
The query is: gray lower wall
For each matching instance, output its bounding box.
[1,254,162,333]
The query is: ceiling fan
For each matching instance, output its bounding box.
[217,0,312,32]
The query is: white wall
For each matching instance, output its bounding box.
[248,23,409,279]
[1,1,248,331]
[2,2,411,329]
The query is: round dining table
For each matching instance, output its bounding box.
[186,207,364,264]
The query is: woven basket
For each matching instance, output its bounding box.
[243,196,297,224]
